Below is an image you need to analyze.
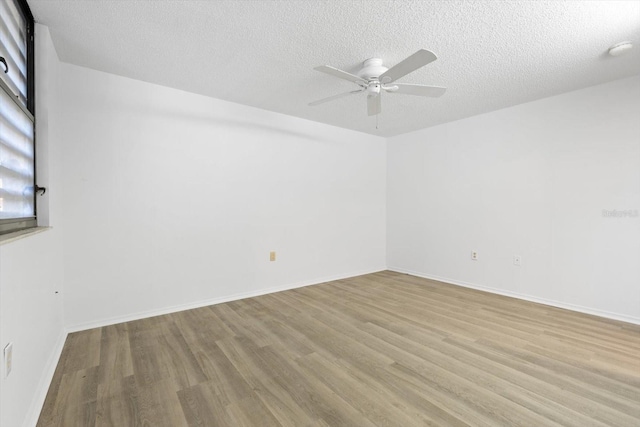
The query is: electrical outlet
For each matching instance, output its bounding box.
[4,342,13,378]
[269,251,276,262]
[471,250,478,261]
[513,255,522,266]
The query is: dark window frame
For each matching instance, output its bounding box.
[0,0,37,236]
[20,0,35,116]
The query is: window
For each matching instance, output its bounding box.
[0,0,36,235]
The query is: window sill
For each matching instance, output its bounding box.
[0,227,52,246]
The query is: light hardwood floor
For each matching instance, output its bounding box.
[37,271,640,426]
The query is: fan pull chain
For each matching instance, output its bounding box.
[376,113,379,130]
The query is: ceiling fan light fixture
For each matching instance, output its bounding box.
[309,49,446,116]
[608,41,633,57]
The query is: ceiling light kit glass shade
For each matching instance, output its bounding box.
[608,41,633,57]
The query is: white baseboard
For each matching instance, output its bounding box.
[66,267,387,333]
[388,267,640,326]
[23,329,67,427]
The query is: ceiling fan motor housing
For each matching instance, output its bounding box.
[357,58,388,81]
[367,82,381,95]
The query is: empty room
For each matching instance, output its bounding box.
[1,1,639,426]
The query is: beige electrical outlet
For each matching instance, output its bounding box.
[270,251,276,262]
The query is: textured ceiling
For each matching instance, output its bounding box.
[28,0,640,137]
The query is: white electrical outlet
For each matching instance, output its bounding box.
[4,342,13,378]
[471,250,478,261]
[514,255,522,266]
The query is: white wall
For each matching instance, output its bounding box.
[2,23,638,427]
[1,25,386,426]
[387,76,640,323]
[0,25,66,427]
[57,63,387,329]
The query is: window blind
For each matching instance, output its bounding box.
[0,87,34,220]
[0,0,35,231]
[0,0,28,107]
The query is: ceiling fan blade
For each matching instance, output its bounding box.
[379,49,438,84]
[314,65,366,85]
[387,83,446,97]
[367,94,381,116]
[308,89,363,106]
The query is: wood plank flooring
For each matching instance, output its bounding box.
[37,271,640,426]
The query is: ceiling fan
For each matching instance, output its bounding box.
[309,49,446,116]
